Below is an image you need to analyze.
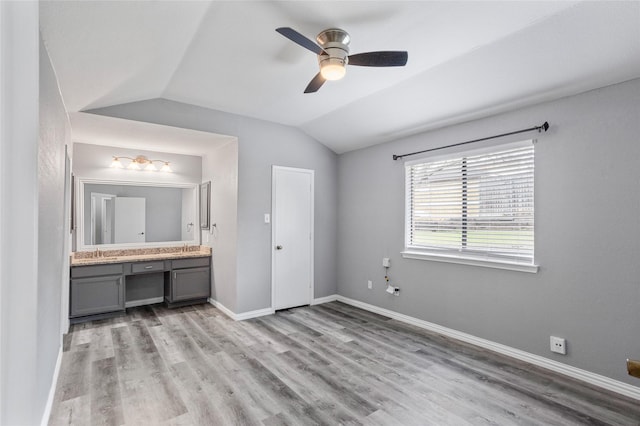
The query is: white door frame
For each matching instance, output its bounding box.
[271,166,314,310]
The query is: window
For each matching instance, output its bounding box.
[403,140,537,272]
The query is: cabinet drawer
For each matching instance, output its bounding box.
[71,263,123,278]
[172,257,210,269]
[131,261,165,274]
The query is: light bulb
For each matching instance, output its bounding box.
[111,157,123,168]
[160,162,172,172]
[320,63,346,81]
[127,161,140,170]
[145,162,157,171]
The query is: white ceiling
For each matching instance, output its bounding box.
[40,1,640,154]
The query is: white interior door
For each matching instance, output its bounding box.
[114,197,146,243]
[272,166,314,310]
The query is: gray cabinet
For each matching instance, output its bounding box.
[70,255,211,321]
[70,275,124,318]
[166,257,211,307]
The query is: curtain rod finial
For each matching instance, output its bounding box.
[393,154,400,160]
[542,121,549,132]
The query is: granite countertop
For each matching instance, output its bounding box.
[71,246,212,266]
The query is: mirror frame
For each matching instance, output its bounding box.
[75,178,200,251]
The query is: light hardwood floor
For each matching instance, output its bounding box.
[49,302,640,425]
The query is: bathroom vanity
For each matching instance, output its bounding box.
[70,246,211,323]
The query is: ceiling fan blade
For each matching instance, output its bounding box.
[276,27,326,56]
[348,51,408,67]
[304,73,326,93]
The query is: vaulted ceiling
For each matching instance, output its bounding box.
[40,1,640,154]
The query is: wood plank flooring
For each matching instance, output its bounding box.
[49,302,640,425]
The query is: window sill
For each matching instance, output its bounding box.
[401,250,539,273]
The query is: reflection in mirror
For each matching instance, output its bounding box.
[78,180,199,248]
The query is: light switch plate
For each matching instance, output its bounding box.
[264,214,270,224]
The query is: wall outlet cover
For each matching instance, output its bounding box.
[550,336,566,355]
[367,280,372,289]
[382,257,391,267]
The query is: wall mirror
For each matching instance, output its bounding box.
[76,178,199,250]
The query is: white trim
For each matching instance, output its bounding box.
[335,295,640,401]
[235,307,276,321]
[271,166,315,311]
[401,250,539,273]
[311,294,339,305]
[40,346,63,426]
[208,298,275,321]
[125,296,164,308]
[75,177,200,251]
[208,298,235,319]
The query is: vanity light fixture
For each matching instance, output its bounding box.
[110,155,172,172]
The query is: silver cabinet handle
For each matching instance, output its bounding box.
[144,265,153,269]
[276,245,283,250]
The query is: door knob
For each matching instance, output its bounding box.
[276,245,283,250]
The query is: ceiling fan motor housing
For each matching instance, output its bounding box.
[316,28,350,67]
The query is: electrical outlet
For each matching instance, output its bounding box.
[382,257,391,267]
[550,336,566,355]
[367,280,372,290]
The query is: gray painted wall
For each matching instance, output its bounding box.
[73,142,202,185]
[0,22,70,424]
[84,184,183,243]
[89,99,339,313]
[38,33,71,417]
[203,141,239,312]
[0,4,40,423]
[337,78,640,386]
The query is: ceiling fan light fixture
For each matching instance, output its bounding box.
[320,58,346,81]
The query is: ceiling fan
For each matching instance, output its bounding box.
[276,27,408,93]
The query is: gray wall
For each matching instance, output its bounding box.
[89,99,338,313]
[38,33,71,418]
[0,17,70,423]
[0,3,40,423]
[84,184,183,244]
[337,78,640,386]
[203,141,239,312]
[73,142,202,184]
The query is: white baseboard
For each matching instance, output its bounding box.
[125,296,164,308]
[335,295,640,401]
[41,345,63,426]
[208,298,275,321]
[311,294,338,305]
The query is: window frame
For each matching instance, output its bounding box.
[402,140,539,273]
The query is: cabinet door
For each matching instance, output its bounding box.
[70,275,124,317]
[171,267,210,302]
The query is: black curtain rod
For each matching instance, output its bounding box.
[392,121,549,161]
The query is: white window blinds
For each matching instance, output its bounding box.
[405,141,534,264]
